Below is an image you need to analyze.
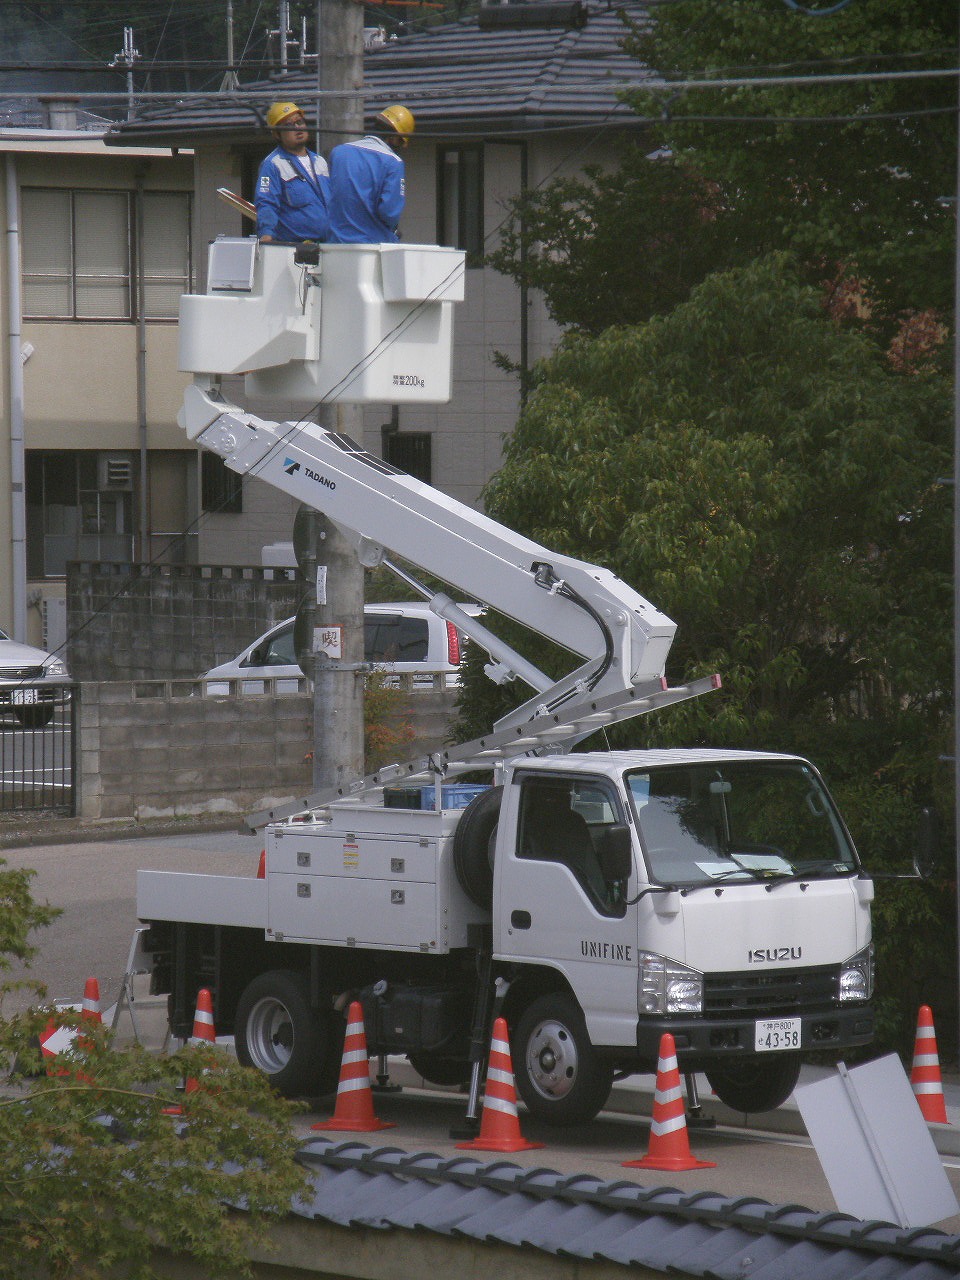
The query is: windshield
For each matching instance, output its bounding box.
[626,760,857,886]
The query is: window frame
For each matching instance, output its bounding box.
[436,144,484,266]
[21,186,192,323]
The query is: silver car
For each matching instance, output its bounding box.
[0,627,71,728]
[200,602,473,694]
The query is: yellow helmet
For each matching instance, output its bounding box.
[266,101,304,130]
[376,104,415,141]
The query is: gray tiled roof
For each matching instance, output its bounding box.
[105,2,657,147]
[291,1139,960,1279]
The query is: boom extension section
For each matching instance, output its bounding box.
[180,381,678,732]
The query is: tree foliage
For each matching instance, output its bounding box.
[630,0,956,315]
[456,255,954,1051]
[490,0,956,336]
[0,860,308,1280]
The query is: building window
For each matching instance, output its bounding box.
[383,432,432,484]
[437,146,483,264]
[201,452,243,514]
[21,188,192,320]
[26,450,135,577]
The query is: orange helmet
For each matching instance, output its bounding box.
[266,101,305,130]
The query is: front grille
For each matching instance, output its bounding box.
[0,666,45,680]
[704,965,838,1016]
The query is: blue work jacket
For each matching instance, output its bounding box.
[328,137,405,244]
[255,147,330,242]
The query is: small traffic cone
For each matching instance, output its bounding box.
[911,1005,950,1124]
[256,849,266,879]
[457,1017,544,1153]
[81,977,102,1025]
[163,988,218,1114]
[623,1034,716,1171]
[311,1001,395,1132]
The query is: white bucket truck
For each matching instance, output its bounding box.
[136,237,877,1124]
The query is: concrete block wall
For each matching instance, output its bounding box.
[67,562,303,682]
[78,680,458,822]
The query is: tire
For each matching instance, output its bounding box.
[453,785,502,910]
[407,1052,470,1086]
[705,1053,802,1113]
[14,705,55,729]
[234,970,333,1098]
[512,992,613,1126]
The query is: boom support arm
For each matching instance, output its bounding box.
[181,382,676,730]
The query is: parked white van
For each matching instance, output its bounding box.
[200,602,473,694]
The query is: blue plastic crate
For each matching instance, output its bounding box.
[384,783,489,810]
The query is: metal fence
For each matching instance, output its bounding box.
[0,685,78,815]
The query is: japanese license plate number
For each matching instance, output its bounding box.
[754,1018,801,1052]
[11,688,38,705]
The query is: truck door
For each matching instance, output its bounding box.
[496,772,640,1048]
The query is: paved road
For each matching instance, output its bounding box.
[6,831,960,1234]
[3,830,260,1011]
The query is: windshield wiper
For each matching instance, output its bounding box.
[674,866,771,894]
[758,863,859,889]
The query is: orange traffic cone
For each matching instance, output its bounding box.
[623,1034,717,1171]
[163,988,218,1114]
[81,977,102,1025]
[311,1001,395,1132]
[911,1005,950,1124]
[457,1017,544,1153]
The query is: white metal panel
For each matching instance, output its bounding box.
[268,829,432,880]
[267,873,439,951]
[137,870,266,929]
[796,1055,958,1228]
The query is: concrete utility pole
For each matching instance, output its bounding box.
[309,0,366,793]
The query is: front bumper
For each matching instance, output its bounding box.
[634,1003,874,1066]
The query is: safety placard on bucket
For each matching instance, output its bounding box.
[755,1017,801,1052]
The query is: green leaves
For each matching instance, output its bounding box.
[0,890,310,1280]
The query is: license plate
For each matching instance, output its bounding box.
[755,1018,801,1052]
[11,688,38,705]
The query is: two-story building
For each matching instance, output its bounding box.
[1,3,654,651]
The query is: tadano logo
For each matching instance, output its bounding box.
[283,458,301,476]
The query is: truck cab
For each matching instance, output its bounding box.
[487,750,873,1121]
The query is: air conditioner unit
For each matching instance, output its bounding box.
[98,453,135,490]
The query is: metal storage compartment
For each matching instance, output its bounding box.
[263,810,486,952]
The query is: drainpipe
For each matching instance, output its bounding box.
[135,174,148,560]
[5,154,26,639]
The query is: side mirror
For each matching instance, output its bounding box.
[913,806,940,880]
[598,825,633,884]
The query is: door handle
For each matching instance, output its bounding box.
[511,909,531,929]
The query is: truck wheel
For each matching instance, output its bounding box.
[453,785,502,910]
[407,1053,470,1086]
[234,970,331,1098]
[512,993,613,1126]
[705,1053,801,1113]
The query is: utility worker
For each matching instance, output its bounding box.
[327,104,414,244]
[256,101,330,244]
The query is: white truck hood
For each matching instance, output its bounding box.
[668,878,870,973]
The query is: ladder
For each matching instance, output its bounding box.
[247,672,720,830]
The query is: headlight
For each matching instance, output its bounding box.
[638,951,703,1015]
[839,944,874,1003]
[43,660,67,678]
